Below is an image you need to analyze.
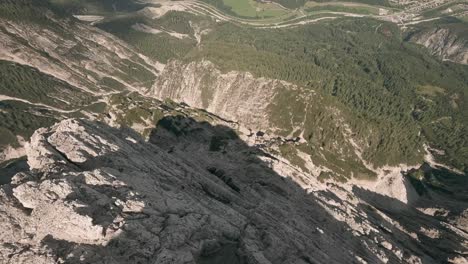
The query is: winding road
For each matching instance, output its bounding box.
[145,0,458,29]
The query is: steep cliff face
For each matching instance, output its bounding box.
[408,27,468,65]
[152,60,294,130]
[1,118,467,263]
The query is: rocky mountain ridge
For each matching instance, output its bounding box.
[1,118,467,263]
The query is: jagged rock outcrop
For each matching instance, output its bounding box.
[1,118,467,263]
[408,27,468,65]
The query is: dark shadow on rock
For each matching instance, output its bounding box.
[0,156,29,185]
[353,186,468,263]
[31,116,462,264]
[416,165,467,203]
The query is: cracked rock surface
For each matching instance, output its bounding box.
[0,118,467,264]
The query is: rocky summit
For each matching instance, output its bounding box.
[0,118,466,263]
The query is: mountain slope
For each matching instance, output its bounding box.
[0,0,163,161]
[1,118,467,263]
[0,1,468,263]
[1,0,467,185]
[152,60,377,181]
[148,17,468,175]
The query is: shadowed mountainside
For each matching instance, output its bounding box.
[0,117,466,263]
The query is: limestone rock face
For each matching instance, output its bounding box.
[409,27,468,65]
[0,118,467,263]
[151,60,295,130]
